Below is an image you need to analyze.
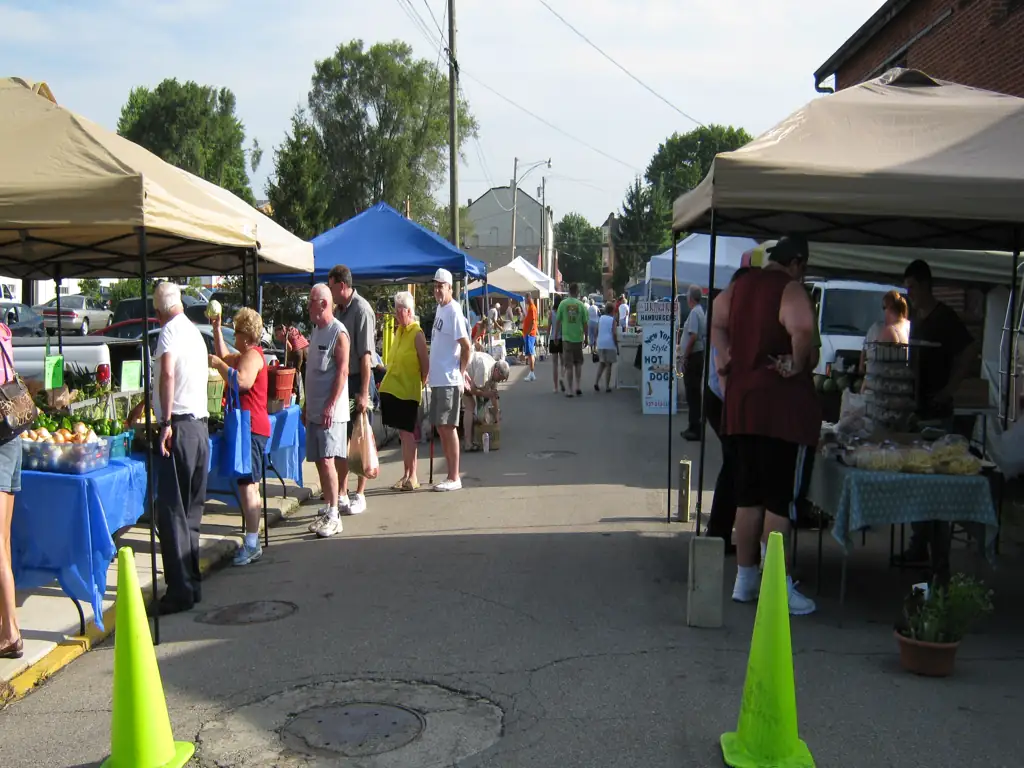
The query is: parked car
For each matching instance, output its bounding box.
[0,302,44,336]
[109,295,207,327]
[39,294,113,336]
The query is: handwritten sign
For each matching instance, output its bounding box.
[120,360,142,392]
[43,354,63,390]
[637,300,675,325]
[640,304,677,415]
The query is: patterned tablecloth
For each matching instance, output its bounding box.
[806,457,999,556]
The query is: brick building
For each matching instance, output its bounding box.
[813,0,1024,96]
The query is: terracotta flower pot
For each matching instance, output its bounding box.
[894,630,960,677]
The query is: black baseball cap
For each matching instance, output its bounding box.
[766,235,809,266]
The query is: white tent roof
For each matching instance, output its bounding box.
[647,233,758,289]
[672,69,1024,253]
[507,255,555,294]
[469,262,549,298]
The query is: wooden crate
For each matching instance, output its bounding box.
[473,423,501,450]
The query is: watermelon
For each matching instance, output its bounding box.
[822,378,837,393]
[813,374,826,392]
[836,375,851,392]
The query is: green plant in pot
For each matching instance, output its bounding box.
[895,574,993,677]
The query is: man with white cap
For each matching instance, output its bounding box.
[429,268,471,491]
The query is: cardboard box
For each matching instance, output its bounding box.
[473,423,501,451]
[267,398,286,415]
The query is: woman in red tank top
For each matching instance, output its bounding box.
[210,308,270,566]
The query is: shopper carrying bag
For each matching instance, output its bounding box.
[222,368,252,478]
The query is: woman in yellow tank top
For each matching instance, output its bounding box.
[379,291,429,491]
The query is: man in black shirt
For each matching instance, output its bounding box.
[900,260,976,575]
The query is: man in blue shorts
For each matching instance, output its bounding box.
[522,295,539,382]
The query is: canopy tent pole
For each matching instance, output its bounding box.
[241,254,249,310]
[695,213,718,535]
[137,227,160,645]
[667,232,678,524]
[1005,230,1020,432]
[54,265,64,356]
[253,250,262,316]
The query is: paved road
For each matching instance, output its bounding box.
[1,360,1022,767]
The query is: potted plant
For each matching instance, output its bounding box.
[895,574,993,677]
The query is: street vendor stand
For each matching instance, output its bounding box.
[0,77,313,642]
[667,67,1024,566]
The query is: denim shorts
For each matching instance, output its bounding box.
[0,437,23,493]
[237,433,268,486]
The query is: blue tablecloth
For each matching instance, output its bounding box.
[807,458,999,557]
[207,405,305,494]
[12,457,147,630]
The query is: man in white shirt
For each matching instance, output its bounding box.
[618,297,630,330]
[429,268,471,491]
[587,299,600,352]
[152,282,211,615]
[680,284,707,441]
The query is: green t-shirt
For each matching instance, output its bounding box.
[556,298,588,344]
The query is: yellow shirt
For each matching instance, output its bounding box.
[380,321,424,403]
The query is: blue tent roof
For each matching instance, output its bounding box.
[467,285,523,303]
[262,202,487,284]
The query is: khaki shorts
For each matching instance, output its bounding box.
[430,385,461,427]
[562,341,584,367]
[306,421,348,461]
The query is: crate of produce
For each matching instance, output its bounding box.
[21,429,111,475]
[109,429,135,459]
[208,371,226,417]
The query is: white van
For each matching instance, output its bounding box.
[806,279,905,376]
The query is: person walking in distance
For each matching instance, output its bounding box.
[680,284,707,441]
[522,294,539,381]
[593,302,619,392]
[711,236,819,615]
[328,265,377,516]
[304,284,351,538]
[548,295,565,393]
[429,268,471,491]
[151,282,211,615]
[587,298,600,353]
[555,283,588,397]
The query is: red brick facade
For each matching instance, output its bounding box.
[831,0,1024,96]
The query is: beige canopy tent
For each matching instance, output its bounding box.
[666,69,1024,530]
[470,263,550,298]
[0,77,312,278]
[672,69,1024,253]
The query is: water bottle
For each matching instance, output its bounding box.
[483,432,490,453]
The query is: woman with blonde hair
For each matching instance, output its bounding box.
[0,322,22,657]
[210,307,270,566]
[859,290,910,373]
[379,291,429,491]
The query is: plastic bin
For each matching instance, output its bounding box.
[268,367,296,402]
[109,430,134,459]
[21,437,111,475]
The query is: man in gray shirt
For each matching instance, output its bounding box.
[329,264,377,515]
[303,283,351,539]
[681,283,706,441]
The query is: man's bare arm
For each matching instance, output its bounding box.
[710,284,733,371]
[779,281,816,373]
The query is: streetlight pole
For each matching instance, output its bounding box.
[541,176,548,277]
[447,0,459,249]
[509,157,519,266]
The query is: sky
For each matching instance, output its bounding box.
[1,0,882,226]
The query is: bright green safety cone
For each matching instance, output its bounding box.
[720,531,815,768]
[101,547,194,768]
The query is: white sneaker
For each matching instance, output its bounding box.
[307,508,331,533]
[345,493,366,515]
[433,478,463,492]
[337,495,351,515]
[317,515,343,538]
[788,580,817,616]
[732,569,760,603]
[526,371,536,381]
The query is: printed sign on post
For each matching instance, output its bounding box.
[637,301,678,415]
[43,354,63,390]
[120,360,142,392]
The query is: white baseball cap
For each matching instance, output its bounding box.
[433,268,453,285]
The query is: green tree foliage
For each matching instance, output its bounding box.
[266,39,478,238]
[77,278,102,303]
[428,204,474,246]
[553,213,603,291]
[613,178,670,292]
[645,124,753,204]
[108,279,143,310]
[117,78,260,204]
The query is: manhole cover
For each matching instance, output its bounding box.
[526,450,576,460]
[283,702,424,757]
[195,600,297,625]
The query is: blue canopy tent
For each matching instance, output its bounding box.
[261,202,487,284]
[467,284,523,303]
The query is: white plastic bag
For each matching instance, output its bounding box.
[840,390,866,422]
[996,419,1024,479]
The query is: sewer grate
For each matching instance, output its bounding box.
[283,702,425,757]
[194,600,297,625]
[526,450,576,460]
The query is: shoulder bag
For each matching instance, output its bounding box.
[0,343,38,443]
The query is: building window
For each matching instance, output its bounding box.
[58,285,70,296]
[602,246,611,270]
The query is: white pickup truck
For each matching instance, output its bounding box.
[11,336,144,387]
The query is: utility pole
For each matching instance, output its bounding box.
[447,0,459,249]
[509,157,519,266]
[540,176,548,278]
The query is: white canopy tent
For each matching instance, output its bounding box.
[507,255,555,294]
[646,233,758,290]
[469,262,549,299]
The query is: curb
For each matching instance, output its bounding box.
[1,486,316,707]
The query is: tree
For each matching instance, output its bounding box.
[108,279,143,310]
[117,78,260,204]
[645,124,753,204]
[553,213,603,290]
[429,204,474,246]
[267,40,477,237]
[612,178,671,292]
[77,278,102,303]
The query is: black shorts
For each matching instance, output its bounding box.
[549,339,562,355]
[732,435,811,519]
[237,433,268,486]
[380,392,418,433]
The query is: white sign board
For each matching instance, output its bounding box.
[637,301,678,415]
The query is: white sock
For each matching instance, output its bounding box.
[244,532,259,548]
[339,495,350,508]
[326,505,339,520]
[760,541,767,562]
[787,575,797,591]
[737,565,758,583]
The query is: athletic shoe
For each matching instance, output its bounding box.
[233,542,263,566]
[307,508,332,533]
[731,569,760,603]
[346,493,366,515]
[525,371,536,381]
[433,478,463,492]
[317,516,343,538]
[788,580,817,615]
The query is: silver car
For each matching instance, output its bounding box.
[40,294,113,336]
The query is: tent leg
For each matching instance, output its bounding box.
[241,253,249,310]
[1004,231,1020,431]
[252,249,261,313]
[54,266,64,356]
[668,233,677,524]
[695,213,717,536]
[138,227,160,645]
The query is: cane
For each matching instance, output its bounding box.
[429,427,434,484]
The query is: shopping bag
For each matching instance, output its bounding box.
[348,411,379,479]
[221,369,252,478]
[996,418,1024,479]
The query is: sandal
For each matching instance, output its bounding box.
[391,478,408,491]
[0,637,23,659]
[401,479,421,491]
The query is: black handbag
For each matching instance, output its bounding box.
[592,351,599,364]
[0,343,37,443]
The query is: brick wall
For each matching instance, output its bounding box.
[836,0,1024,96]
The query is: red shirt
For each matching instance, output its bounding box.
[239,352,271,437]
[287,326,309,351]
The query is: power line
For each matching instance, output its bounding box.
[535,0,702,127]
[421,0,446,39]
